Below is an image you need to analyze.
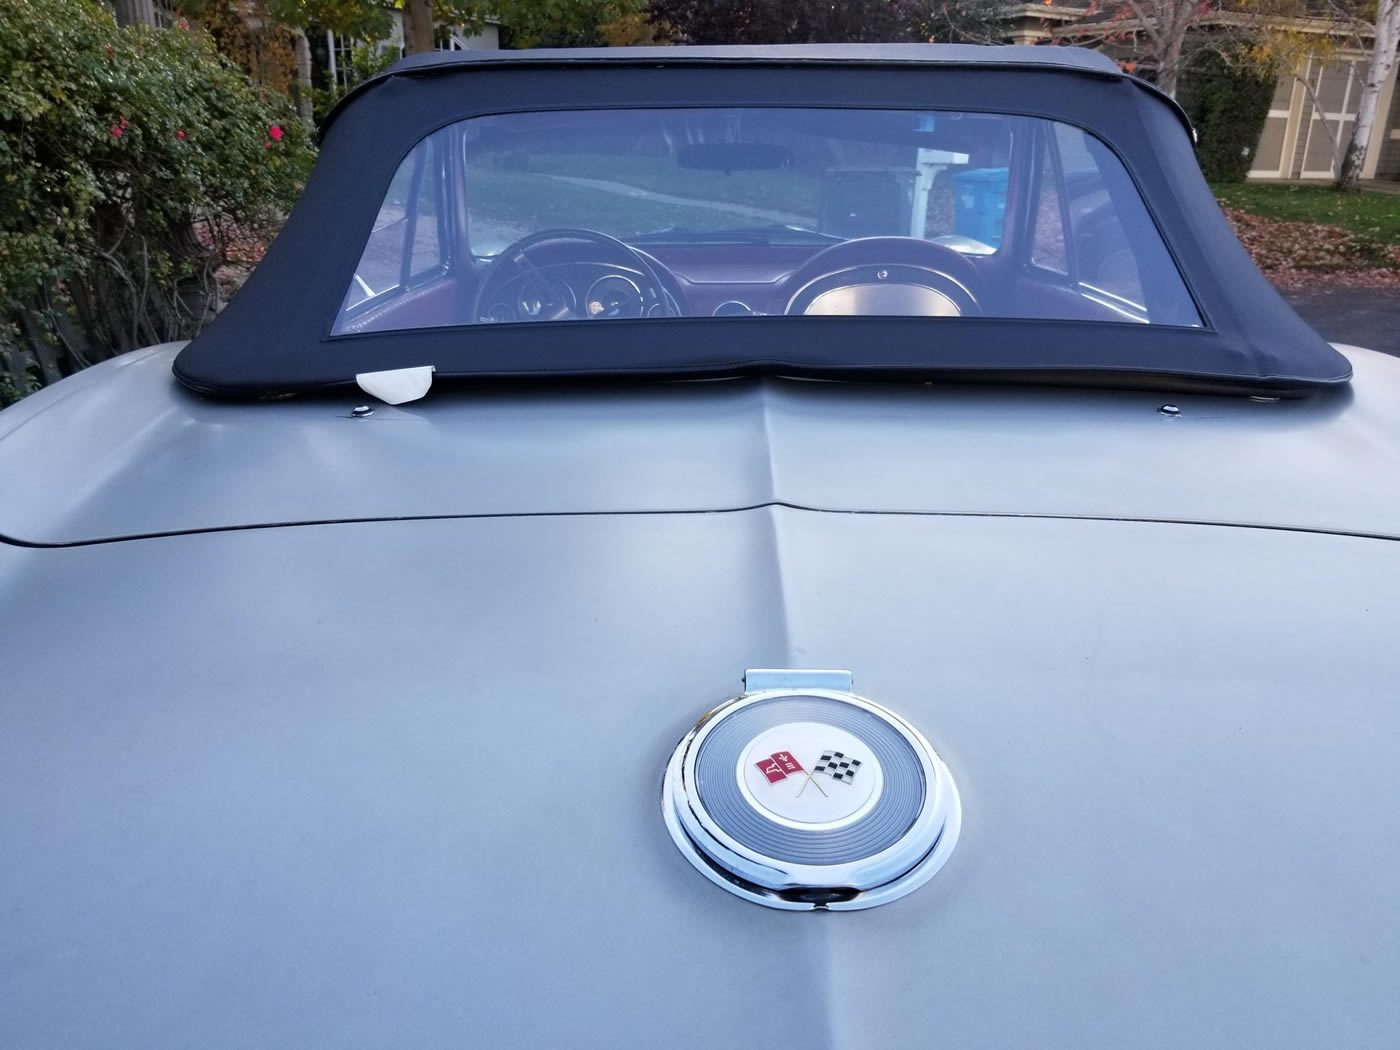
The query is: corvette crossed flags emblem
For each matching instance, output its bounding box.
[754,749,864,798]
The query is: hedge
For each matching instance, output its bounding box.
[0,0,315,405]
[1181,49,1278,184]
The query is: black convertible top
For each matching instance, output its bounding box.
[175,44,1352,398]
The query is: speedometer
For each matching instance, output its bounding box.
[584,275,644,319]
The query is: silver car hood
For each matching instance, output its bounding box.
[2,344,1399,544]
[2,507,1398,1047]
[2,347,1399,1046]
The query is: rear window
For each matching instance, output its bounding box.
[333,107,1200,334]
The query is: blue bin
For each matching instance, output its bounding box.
[951,167,1009,248]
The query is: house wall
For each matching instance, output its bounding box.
[1000,3,1399,181]
[1248,72,1298,178]
[380,15,500,53]
[1246,52,1400,182]
[1372,62,1400,178]
[1297,57,1359,178]
[455,25,500,49]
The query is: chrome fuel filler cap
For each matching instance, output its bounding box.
[663,669,961,910]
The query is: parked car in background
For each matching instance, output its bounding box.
[3,44,1397,1048]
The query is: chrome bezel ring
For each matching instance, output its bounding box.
[663,686,961,911]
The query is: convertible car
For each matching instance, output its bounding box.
[3,44,1398,1047]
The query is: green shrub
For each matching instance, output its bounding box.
[0,0,315,404]
[1180,50,1277,184]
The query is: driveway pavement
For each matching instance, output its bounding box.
[1282,285,1400,357]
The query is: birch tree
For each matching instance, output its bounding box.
[1337,0,1399,190]
[1246,0,1400,189]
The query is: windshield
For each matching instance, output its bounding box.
[333,107,1201,334]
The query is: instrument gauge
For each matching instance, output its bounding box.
[585,275,644,319]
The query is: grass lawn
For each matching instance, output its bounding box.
[466,166,741,240]
[524,153,824,216]
[1209,182,1400,244]
[462,152,826,254]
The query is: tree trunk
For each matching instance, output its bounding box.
[1156,0,1192,100]
[1157,39,1182,98]
[1336,0,1400,192]
[400,0,436,55]
[291,27,314,130]
[1126,0,1192,99]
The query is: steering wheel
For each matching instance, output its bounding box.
[779,237,983,317]
[471,228,679,324]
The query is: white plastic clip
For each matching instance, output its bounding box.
[355,365,435,405]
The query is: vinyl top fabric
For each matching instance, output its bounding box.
[173,45,1353,398]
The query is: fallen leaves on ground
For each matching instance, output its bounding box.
[199,225,269,301]
[1220,206,1400,288]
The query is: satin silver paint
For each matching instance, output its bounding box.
[3,344,1400,546]
[2,343,1399,1047]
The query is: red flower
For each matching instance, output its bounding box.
[111,125,123,138]
[120,115,128,128]
[176,17,189,29]
[268,125,283,141]
[176,129,186,140]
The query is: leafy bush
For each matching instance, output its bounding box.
[1180,50,1277,184]
[0,0,315,404]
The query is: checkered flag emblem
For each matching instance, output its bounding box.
[813,750,863,784]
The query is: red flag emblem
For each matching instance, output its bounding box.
[755,750,804,784]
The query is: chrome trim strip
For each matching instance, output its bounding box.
[1080,285,1148,323]
[1079,280,1145,313]
[712,300,757,317]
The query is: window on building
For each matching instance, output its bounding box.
[434,29,466,50]
[331,33,358,90]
